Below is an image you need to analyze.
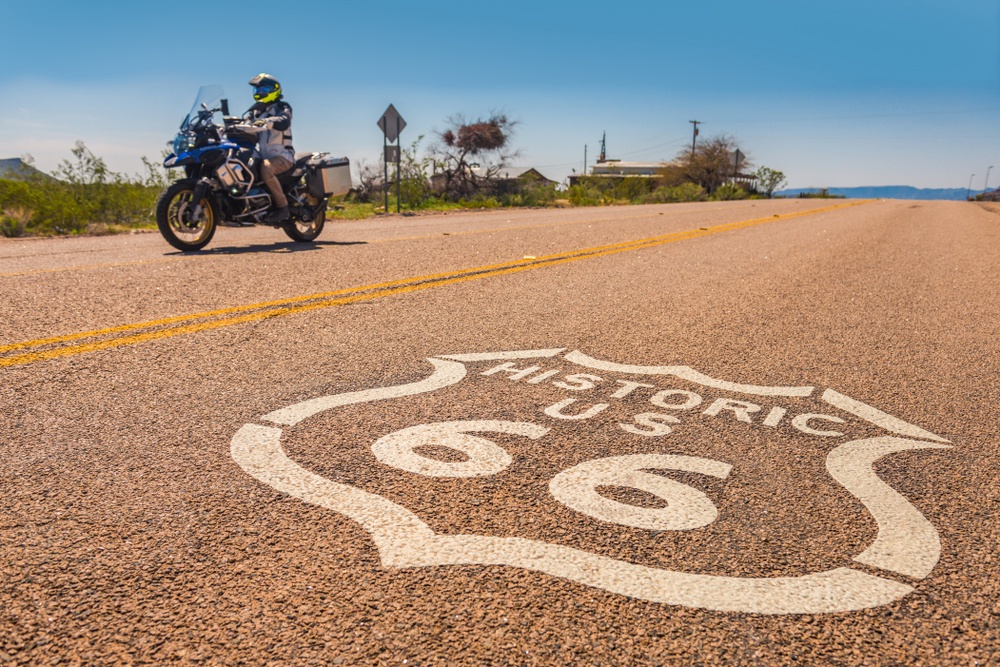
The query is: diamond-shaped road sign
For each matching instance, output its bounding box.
[377,104,406,143]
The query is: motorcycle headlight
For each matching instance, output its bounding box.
[173,132,197,155]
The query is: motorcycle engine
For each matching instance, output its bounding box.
[217,161,251,195]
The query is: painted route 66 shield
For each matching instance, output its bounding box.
[231,348,950,615]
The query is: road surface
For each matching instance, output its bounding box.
[2,199,998,665]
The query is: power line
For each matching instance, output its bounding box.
[710,107,1000,126]
[615,137,687,159]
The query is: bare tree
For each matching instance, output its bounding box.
[431,113,519,200]
[674,135,752,194]
[352,158,385,203]
[352,136,433,207]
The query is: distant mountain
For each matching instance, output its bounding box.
[776,186,988,201]
[0,157,53,181]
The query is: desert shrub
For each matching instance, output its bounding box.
[568,184,604,206]
[459,195,501,209]
[611,177,652,202]
[643,183,707,203]
[712,183,748,200]
[0,207,31,237]
[0,144,164,235]
[493,181,559,207]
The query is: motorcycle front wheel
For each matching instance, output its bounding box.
[282,193,326,242]
[156,181,219,251]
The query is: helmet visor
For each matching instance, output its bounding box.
[254,84,278,100]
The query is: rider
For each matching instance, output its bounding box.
[245,73,294,223]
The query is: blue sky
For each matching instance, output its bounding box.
[2,0,998,189]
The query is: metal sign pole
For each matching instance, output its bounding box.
[383,131,389,213]
[396,117,401,213]
[377,104,407,215]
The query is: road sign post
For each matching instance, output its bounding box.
[377,104,407,213]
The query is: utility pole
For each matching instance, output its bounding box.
[584,145,587,176]
[598,132,607,163]
[985,166,994,191]
[689,120,701,159]
[967,173,975,201]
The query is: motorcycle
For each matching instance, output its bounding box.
[157,85,351,251]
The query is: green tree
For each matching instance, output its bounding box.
[754,166,787,198]
[57,141,112,186]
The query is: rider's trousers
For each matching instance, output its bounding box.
[260,156,293,209]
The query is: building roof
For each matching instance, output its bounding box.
[590,160,671,176]
[470,165,556,183]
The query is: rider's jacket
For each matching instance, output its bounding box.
[244,100,293,162]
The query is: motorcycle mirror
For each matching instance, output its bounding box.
[221,99,230,116]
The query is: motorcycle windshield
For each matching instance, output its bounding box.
[180,85,225,130]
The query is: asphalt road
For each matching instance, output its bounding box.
[2,199,998,666]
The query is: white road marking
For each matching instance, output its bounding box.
[548,454,730,531]
[372,421,549,478]
[233,348,952,614]
[232,424,438,554]
[543,399,611,421]
[262,358,467,427]
[231,424,915,614]
[439,348,567,362]
[763,406,787,427]
[620,413,681,437]
[526,370,561,384]
[481,363,542,381]
[649,389,703,410]
[826,436,951,579]
[552,374,604,392]
[822,389,949,443]
[564,350,815,397]
[703,397,761,423]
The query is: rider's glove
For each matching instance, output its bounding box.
[252,119,270,128]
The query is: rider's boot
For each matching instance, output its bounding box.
[265,205,290,223]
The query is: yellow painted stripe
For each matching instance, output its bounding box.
[0,209,687,277]
[0,200,869,368]
[0,201,849,278]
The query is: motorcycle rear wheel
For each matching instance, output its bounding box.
[282,194,326,242]
[156,181,219,251]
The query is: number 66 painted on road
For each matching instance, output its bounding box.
[372,420,728,531]
[231,352,950,615]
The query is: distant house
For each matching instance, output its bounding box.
[470,165,558,187]
[568,160,670,188]
[431,164,558,194]
[569,155,757,192]
[591,160,666,176]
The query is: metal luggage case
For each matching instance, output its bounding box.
[306,154,352,198]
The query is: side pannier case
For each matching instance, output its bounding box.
[305,153,352,198]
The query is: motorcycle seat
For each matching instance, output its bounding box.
[278,153,313,188]
[278,169,300,188]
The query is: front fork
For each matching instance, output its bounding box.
[189,178,212,220]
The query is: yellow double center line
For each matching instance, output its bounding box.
[1,201,867,368]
